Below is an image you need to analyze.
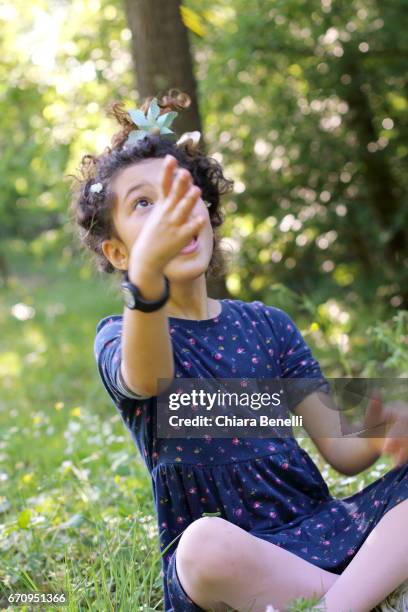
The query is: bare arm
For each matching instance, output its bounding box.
[118,155,205,398]
[294,391,382,476]
[319,435,381,477]
[120,268,174,398]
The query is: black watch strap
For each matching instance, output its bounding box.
[121,272,170,312]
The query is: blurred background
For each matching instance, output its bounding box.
[0,0,407,608]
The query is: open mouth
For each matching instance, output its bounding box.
[179,235,199,254]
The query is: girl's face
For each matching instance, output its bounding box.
[103,157,214,281]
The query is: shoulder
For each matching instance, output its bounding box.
[94,314,123,358]
[226,300,303,352]
[96,314,123,335]
[226,298,294,325]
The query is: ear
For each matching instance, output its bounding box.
[101,238,129,271]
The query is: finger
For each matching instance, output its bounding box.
[383,438,396,454]
[384,427,401,446]
[392,447,406,468]
[179,214,206,241]
[384,437,406,459]
[364,391,384,428]
[365,389,383,424]
[387,422,406,442]
[396,448,408,466]
[393,449,403,467]
[168,168,193,207]
[171,185,202,225]
[167,168,193,208]
[373,388,382,403]
[160,155,178,199]
[383,403,408,425]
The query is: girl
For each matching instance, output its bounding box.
[70,90,408,612]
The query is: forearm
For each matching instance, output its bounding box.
[299,392,386,476]
[326,435,382,476]
[121,266,174,397]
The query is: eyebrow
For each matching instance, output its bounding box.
[124,181,155,202]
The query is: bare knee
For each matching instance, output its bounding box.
[176,516,237,590]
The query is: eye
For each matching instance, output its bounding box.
[132,197,153,210]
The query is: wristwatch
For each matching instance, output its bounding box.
[121,271,170,312]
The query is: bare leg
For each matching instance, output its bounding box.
[175,516,340,612]
[317,499,408,612]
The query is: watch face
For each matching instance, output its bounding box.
[122,285,136,309]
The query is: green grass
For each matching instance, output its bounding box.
[0,244,394,610]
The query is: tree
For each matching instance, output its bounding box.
[123,0,230,298]
[192,0,408,308]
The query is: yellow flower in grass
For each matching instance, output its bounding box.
[70,406,81,417]
[21,473,34,485]
[54,401,64,410]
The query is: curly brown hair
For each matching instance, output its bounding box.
[69,89,234,279]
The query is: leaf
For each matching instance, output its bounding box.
[180,6,207,37]
[128,109,149,128]
[115,464,131,476]
[159,127,175,135]
[157,111,178,128]
[17,509,32,529]
[146,98,160,123]
[126,130,149,144]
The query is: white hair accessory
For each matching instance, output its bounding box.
[90,182,103,194]
[176,130,201,149]
[204,200,212,208]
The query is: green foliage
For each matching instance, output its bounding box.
[191,0,408,308]
[362,310,408,376]
[0,0,132,246]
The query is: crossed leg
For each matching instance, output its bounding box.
[317,498,408,612]
[175,516,340,612]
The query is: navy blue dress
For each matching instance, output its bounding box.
[94,299,408,611]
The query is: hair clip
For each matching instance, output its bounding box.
[90,182,103,194]
[176,130,201,149]
[204,200,212,208]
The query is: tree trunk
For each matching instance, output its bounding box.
[123,0,231,299]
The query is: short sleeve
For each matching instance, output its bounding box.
[94,317,152,405]
[272,308,331,412]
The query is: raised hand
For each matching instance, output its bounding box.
[129,155,206,278]
[363,390,408,467]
